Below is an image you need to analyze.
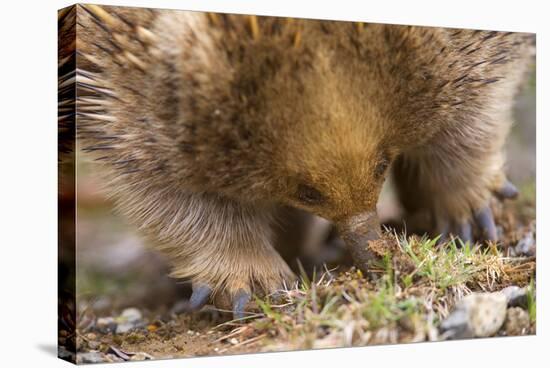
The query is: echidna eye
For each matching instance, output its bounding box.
[297,184,324,205]
[374,158,390,178]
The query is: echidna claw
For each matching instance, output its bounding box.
[474,206,497,242]
[232,289,251,320]
[494,180,519,200]
[187,284,211,311]
[436,221,449,245]
[457,221,473,245]
[436,180,516,245]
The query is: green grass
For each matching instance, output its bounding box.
[527,279,537,323]
[239,232,535,350]
[399,235,503,290]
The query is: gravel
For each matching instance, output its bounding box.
[440,292,508,339]
[503,307,531,336]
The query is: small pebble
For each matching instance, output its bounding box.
[115,308,144,334]
[96,317,117,334]
[120,307,142,322]
[504,307,530,336]
[229,338,239,345]
[440,292,507,339]
[116,322,136,334]
[77,352,107,364]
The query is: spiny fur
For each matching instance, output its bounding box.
[58,5,534,303]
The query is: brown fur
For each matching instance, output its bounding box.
[59,5,534,305]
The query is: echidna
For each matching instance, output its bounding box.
[58,4,534,318]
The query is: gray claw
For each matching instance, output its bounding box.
[495,180,519,200]
[436,220,450,245]
[188,284,211,311]
[232,289,251,320]
[474,206,497,242]
[457,221,473,245]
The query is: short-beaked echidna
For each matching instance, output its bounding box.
[58,4,534,318]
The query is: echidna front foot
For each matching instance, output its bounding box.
[157,195,295,321]
[436,180,518,245]
[392,148,519,246]
[177,244,295,321]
